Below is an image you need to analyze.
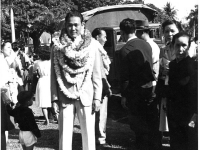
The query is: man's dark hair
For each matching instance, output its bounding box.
[65,11,83,23]
[12,42,19,52]
[162,19,184,33]
[17,91,33,105]
[172,31,192,48]
[120,18,136,34]
[38,45,51,61]
[143,29,150,34]
[92,28,104,39]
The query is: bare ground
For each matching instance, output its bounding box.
[6,94,169,150]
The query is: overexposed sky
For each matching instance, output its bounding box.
[144,0,198,21]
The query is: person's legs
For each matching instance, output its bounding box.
[146,99,162,150]
[5,131,8,143]
[76,101,96,150]
[21,144,35,150]
[95,96,108,144]
[51,101,59,123]
[129,87,158,150]
[188,125,198,150]
[22,145,26,150]
[59,103,75,150]
[168,122,188,150]
[25,144,35,150]
[47,107,56,123]
[1,132,6,150]
[42,108,49,125]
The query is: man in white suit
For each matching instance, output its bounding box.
[92,28,111,146]
[51,11,102,150]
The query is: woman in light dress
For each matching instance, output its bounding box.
[34,46,51,125]
[157,20,182,133]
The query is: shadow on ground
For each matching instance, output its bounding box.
[108,94,129,124]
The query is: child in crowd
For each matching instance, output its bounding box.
[7,91,41,150]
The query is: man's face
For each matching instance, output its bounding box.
[164,24,179,43]
[174,36,190,60]
[65,16,83,39]
[97,30,107,46]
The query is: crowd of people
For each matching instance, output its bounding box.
[1,10,198,150]
[0,41,53,149]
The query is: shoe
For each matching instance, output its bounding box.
[96,141,109,146]
[98,143,110,148]
[96,140,106,145]
[49,119,56,123]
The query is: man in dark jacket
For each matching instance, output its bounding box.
[119,18,161,150]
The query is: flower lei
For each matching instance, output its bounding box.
[52,29,94,99]
[97,42,111,75]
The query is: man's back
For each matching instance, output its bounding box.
[120,38,152,65]
[120,38,154,95]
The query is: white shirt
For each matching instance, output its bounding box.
[127,35,137,43]
[146,39,160,86]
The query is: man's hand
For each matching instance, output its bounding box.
[121,96,128,110]
[92,99,101,114]
[162,69,169,76]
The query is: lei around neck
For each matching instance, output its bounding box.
[52,29,94,99]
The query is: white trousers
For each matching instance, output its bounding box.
[59,100,96,150]
[95,96,108,144]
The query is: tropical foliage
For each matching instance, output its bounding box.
[186,5,198,37]
[163,2,177,20]
[1,0,75,52]
[122,0,144,4]
[146,3,169,23]
[1,0,13,40]
[1,0,197,51]
[72,0,122,13]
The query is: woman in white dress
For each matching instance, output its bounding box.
[1,42,24,104]
[34,46,51,125]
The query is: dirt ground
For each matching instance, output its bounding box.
[6,94,169,150]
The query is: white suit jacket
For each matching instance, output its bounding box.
[51,38,102,107]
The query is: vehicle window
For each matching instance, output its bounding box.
[104,30,114,58]
[117,31,124,43]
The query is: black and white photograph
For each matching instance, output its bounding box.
[1,0,198,149]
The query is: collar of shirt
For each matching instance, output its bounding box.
[127,35,137,43]
[146,38,154,43]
